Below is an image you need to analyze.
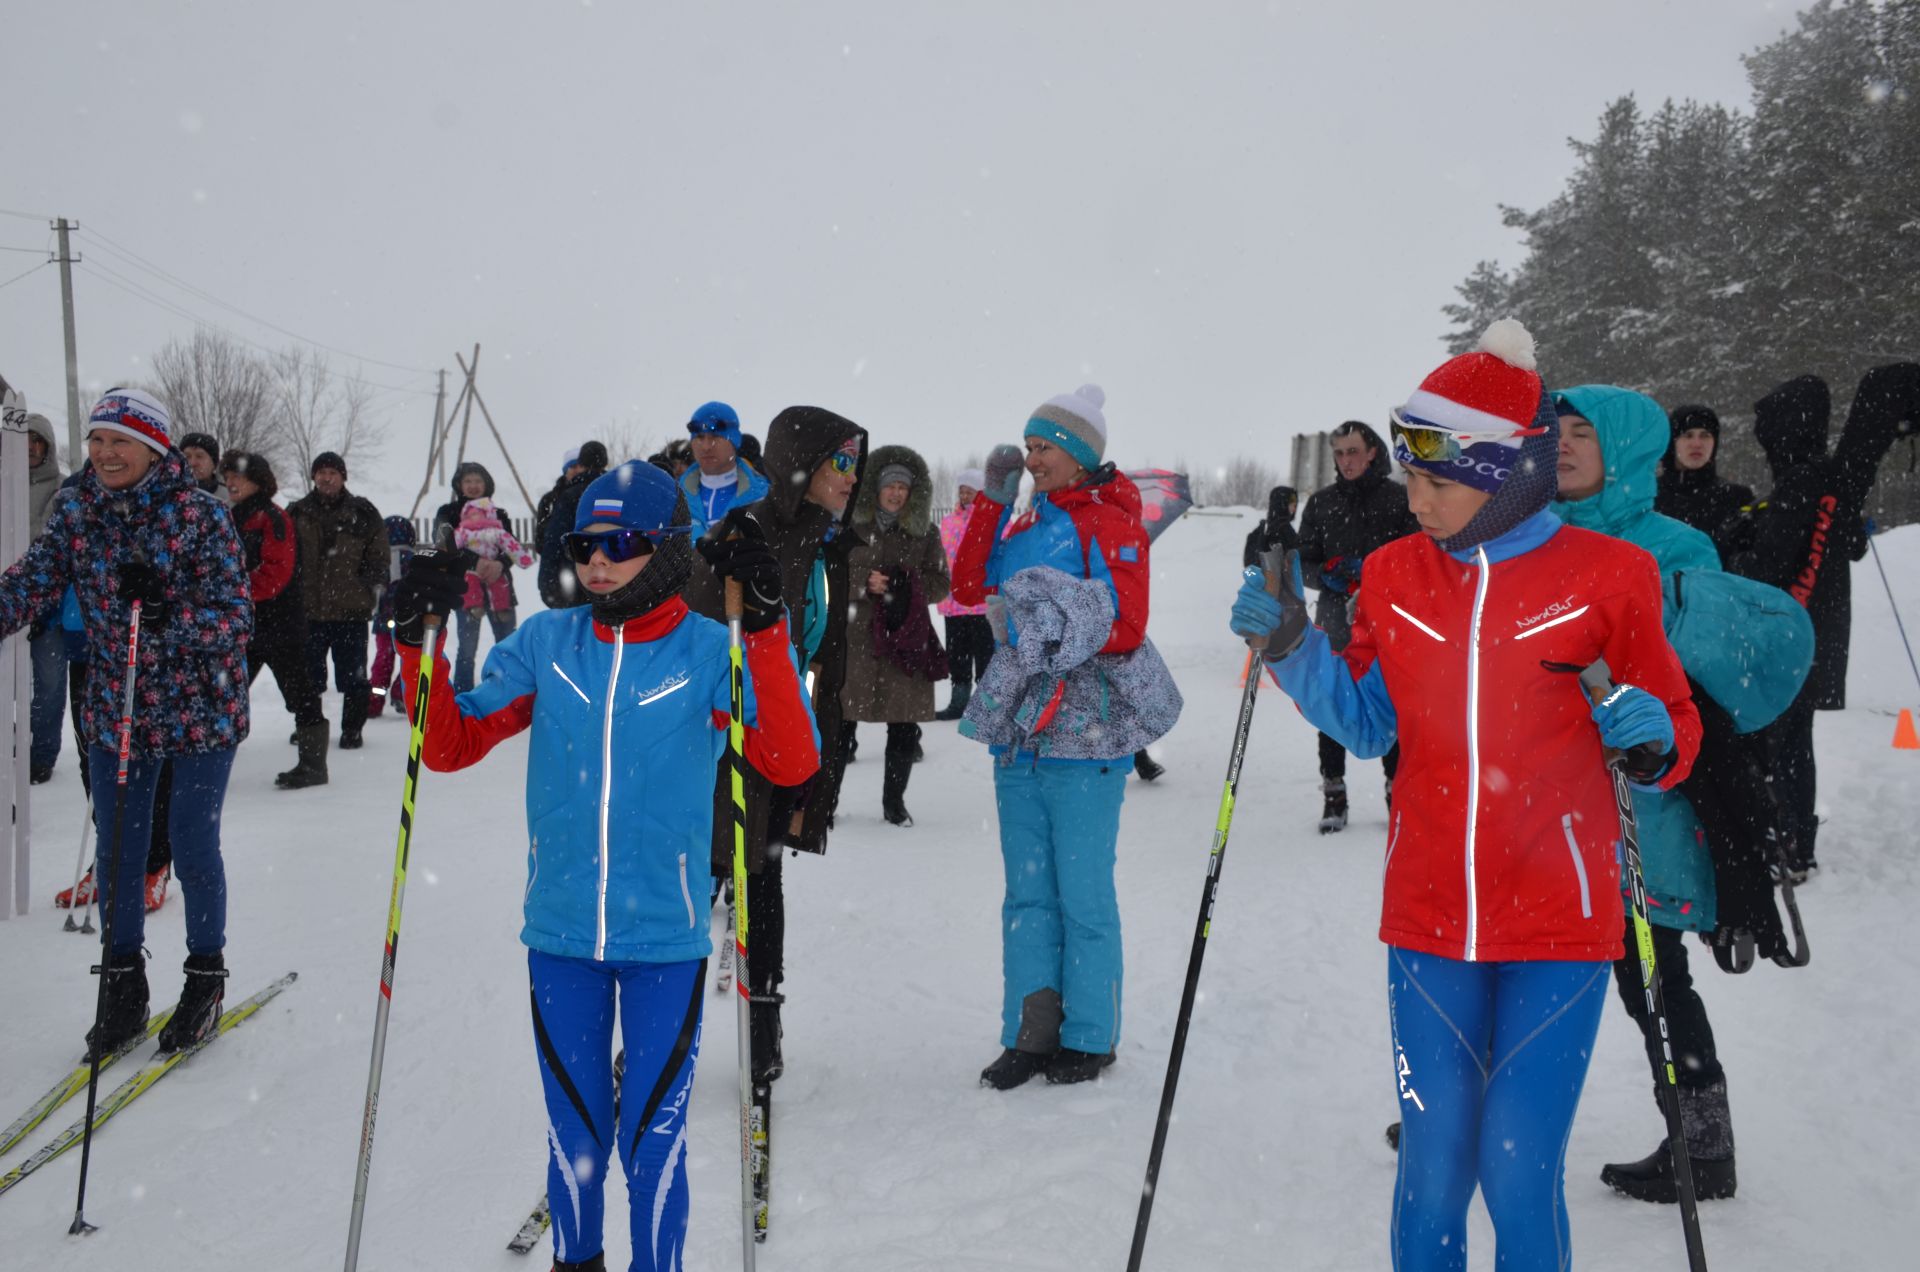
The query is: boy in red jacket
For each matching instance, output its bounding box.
[1231,321,1699,1270]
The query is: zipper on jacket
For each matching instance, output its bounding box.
[1464,547,1491,961]
[1383,810,1402,884]
[596,626,625,960]
[1560,813,1593,919]
[677,853,695,930]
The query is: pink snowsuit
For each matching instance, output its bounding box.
[453,498,535,611]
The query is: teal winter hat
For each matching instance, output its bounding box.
[1025,384,1108,472]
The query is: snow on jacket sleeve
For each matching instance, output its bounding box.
[716,617,821,787]
[398,625,536,772]
[1269,622,1399,759]
[1598,550,1701,791]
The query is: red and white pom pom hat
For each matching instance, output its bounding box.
[86,387,173,455]
[1396,319,1547,439]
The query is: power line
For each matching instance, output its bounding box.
[0,261,48,292]
[77,225,436,376]
[75,259,437,399]
[0,207,55,222]
[0,244,46,254]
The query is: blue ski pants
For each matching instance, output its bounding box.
[1388,947,1610,1272]
[994,759,1129,1055]
[529,950,704,1272]
[89,745,234,958]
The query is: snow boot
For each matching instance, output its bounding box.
[157,952,229,1054]
[276,721,330,789]
[1133,750,1165,782]
[1386,1120,1401,1151]
[338,726,364,750]
[1601,1078,1737,1203]
[980,1047,1053,1090]
[882,729,915,826]
[1319,779,1348,834]
[750,993,785,1084]
[144,867,171,913]
[551,1254,606,1272]
[909,723,925,764]
[1045,1048,1116,1085]
[935,682,971,721]
[56,867,97,909]
[31,763,53,785]
[86,949,149,1060]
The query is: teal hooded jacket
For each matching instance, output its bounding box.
[1552,384,1720,932]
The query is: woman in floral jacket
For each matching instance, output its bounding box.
[0,389,253,1059]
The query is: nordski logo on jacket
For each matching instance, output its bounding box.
[1514,596,1578,633]
[633,672,691,706]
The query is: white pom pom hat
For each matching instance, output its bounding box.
[1025,383,1109,471]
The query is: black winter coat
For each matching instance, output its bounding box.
[1656,467,1753,559]
[1296,426,1418,637]
[432,462,519,610]
[536,472,596,609]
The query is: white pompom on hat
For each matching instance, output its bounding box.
[1025,382,1109,471]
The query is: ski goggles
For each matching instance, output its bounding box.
[687,416,735,437]
[1388,406,1545,464]
[563,527,685,565]
[824,449,859,475]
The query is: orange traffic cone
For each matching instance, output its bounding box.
[1895,708,1920,750]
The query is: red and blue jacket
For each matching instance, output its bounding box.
[1274,509,1700,964]
[400,598,818,964]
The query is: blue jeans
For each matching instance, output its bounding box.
[993,759,1129,1054]
[88,746,236,958]
[1388,948,1610,1272]
[528,950,704,1271]
[29,625,67,771]
[454,607,517,694]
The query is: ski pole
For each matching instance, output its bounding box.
[724,576,760,1267]
[343,615,442,1272]
[1126,547,1283,1272]
[1582,670,1709,1272]
[69,600,143,1236]
[1866,533,1920,697]
[62,798,95,935]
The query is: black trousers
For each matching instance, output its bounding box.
[248,637,326,729]
[306,620,370,732]
[1765,696,1819,866]
[1317,732,1400,785]
[943,614,995,691]
[1611,916,1724,1089]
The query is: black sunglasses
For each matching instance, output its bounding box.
[687,418,733,437]
[564,529,660,565]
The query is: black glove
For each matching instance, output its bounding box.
[116,561,169,630]
[881,565,913,630]
[697,514,784,633]
[391,549,472,647]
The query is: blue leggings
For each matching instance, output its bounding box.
[1388,948,1610,1272]
[88,746,234,958]
[529,950,705,1271]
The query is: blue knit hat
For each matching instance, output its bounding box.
[687,400,743,453]
[574,460,692,535]
[1025,384,1108,473]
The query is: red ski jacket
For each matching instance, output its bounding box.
[1344,525,1699,963]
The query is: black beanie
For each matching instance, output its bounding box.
[1669,405,1721,439]
[178,432,221,463]
[311,451,347,478]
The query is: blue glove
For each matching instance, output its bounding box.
[982,443,1025,507]
[1590,684,1675,782]
[1229,553,1309,658]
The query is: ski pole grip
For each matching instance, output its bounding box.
[725,579,744,623]
[1245,545,1287,653]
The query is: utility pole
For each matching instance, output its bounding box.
[54,219,82,467]
[428,369,447,485]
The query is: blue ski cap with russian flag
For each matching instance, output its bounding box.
[574,459,692,534]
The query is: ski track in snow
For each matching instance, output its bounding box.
[2,516,1916,1270]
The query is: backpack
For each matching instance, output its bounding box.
[1663,569,1814,733]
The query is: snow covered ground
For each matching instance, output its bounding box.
[3,514,1917,1270]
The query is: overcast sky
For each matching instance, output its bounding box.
[2,1,1799,512]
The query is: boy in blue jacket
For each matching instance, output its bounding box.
[392,461,818,1272]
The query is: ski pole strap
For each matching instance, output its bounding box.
[1244,544,1286,653]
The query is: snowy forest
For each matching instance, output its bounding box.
[1443,0,1920,521]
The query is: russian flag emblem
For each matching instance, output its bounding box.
[592,498,624,517]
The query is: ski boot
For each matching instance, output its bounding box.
[144,866,171,913]
[980,1047,1053,1090]
[157,952,228,1054]
[1386,1120,1401,1150]
[1133,750,1165,782]
[1319,779,1348,834]
[55,868,98,909]
[883,730,915,826]
[750,992,785,1084]
[1601,1078,1737,1202]
[1045,1048,1116,1085]
[551,1255,606,1272]
[86,949,150,1060]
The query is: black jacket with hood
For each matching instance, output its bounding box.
[534,442,610,608]
[432,461,519,609]
[1655,404,1754,555]
[1295,423,1418,638]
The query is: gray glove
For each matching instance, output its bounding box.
[983,444,1025,507]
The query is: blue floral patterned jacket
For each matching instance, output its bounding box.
[0,451,253,756]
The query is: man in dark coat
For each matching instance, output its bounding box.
[288,451,387,748]
[1656,404,1753,557]
[534,441,609,608]
[692,405,867,1084]
[1294,422,1418,832]
[1243,484,1299,567]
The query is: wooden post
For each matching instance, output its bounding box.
[1,385,35,917]
[452,344,480,468]
[460,375,538,515]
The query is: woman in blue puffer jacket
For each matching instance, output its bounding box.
[0,389,253,1060]
[390,460,819,1272]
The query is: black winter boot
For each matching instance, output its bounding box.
[1600,1078,1737,1202]
[882,728,915,826]
[935,682,971,721]
[1133,750,1165,782]
[979,1047,1053,1090]
[1045,1047,1116,1085]
[750,993,785,1084]
[158,952,229,1054]
[276,721,330,789]
[1319,779,1348,834]
[86,949,150,1060]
